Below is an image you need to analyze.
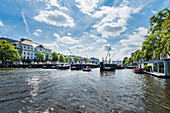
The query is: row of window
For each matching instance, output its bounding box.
[23,52,51,57]
[24,52,36,56]
[20,46,50,53]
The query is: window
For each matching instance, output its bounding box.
[31,48,33,50]
[24,52,26,55]
[27,53,29,55]
[31,53,33,55]
[154,63,158,72]
[167,62,170,74]
[28,47,29,49]
[159,62,164,73]
[24,46,26,48]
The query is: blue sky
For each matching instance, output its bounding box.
[0,0,169,60]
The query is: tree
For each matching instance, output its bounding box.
[128,57,133,64]
[0,40,20,64]
[73,56,81,63]
[142,8,170,60]
[51,51,58,62]
[125,58,129,64]
[45,53,50,61]
[36,51,44,62]
[59,54,65,62]
[65,57,69,63]
[20,55,24,61]
[123,57,128,64]
[133,50,142,62]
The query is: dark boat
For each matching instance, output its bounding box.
[71,64,86,70]
[133,68,144,73]
[56,64,70,69]
[100,62,117,71]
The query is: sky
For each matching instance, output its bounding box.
[0,0,169,61]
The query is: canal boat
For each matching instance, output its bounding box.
[100,46,117,71]
[100,62,117,71]
[133,68,144,73]
[56,64,70,69]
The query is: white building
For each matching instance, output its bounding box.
[0,37,52,60]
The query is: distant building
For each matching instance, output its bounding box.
[0,37,52,60]
[89,57,99,64]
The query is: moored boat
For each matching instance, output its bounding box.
[133,68,144,73]
[56,64,70,69]
[100,62,117,71]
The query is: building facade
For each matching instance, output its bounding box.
[0,37,52,61]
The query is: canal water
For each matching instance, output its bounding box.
[0,68,170,113]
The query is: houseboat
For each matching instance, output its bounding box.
[138,59,170,77]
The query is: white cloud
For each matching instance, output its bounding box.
[33,32,40,36]
[36,29,42,32]
[75,0,99,15]
[90,35,107,43]
[33,29,42,36]
[44,41,59,49]
[54,33,61,39]
[100,44,115,51]
[58,36,80,44]
[67,33,71,35]
[69,45,85,50]
[34,10,75,27]
[93,0,141,38]
[115,27,148,59]
[0,20,4,26]
[151,10,157,14]
[94,22,126,38]
[46,0,68,10]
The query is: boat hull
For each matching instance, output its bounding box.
[100,62,117,71]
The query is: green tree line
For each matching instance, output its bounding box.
[123,8,170,64]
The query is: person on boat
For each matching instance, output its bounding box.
[87,66,90,69]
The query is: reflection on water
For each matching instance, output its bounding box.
[0,68,170,113]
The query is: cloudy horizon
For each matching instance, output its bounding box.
[0,0,169,61]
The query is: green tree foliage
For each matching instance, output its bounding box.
[45,53,50,61]
[65,57,69,63]
[20,55,24,61]
[0,40,20,64]
[142,8,170,60]
[36,51,44,62]
[73,56,81,63]
[133,50,142,62]
[125,57,133,64]
[123,57,128,64]
[59,54,65,62]
[51,51,58,61]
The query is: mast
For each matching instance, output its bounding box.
[68,49,74,56]
[105,46,111,62]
